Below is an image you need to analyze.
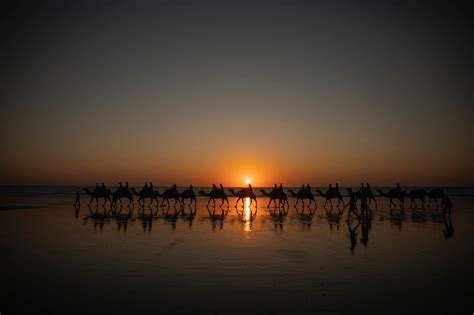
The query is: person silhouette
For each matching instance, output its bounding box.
[101,182,106,192]
[149,182,154,194]
[93,183,99,194]
[335,183,340,193]
[329,183,333,191]
[441,196,452,215]
[306,184,311,192]
[279,183,283,193]
[75,191,80,206]
[346,192,357,220]
[212,184,218,191]
[396,183,401,192]
[119,182,123,192]
[360,183,368,217]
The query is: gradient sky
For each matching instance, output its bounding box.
[1,0,473,186]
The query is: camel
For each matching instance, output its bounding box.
[199,187,229,207]
[157,186,180,206]
[179,185,196,206]
[346,187,378,208]
[130,187,159,207]
[377,188,406,209]
[111,187,134,207]
[406,189,426,208]
[259,188,288,207]
[288,188,316,208]
[228,185,257,207]
[316,188,343,208]
[425,188,445,208]
[83,187,112,206]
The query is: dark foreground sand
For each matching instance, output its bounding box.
[0,191,473,314]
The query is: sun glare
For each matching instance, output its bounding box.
[245,178,251,185]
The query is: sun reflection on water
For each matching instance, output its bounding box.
[244,197,252,234]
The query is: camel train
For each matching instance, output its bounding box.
[82,182,451,213]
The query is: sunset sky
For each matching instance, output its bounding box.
[2,1,472,186]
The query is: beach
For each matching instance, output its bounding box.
[0,186,473,314]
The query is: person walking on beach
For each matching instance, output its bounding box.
[441,196,453,216]
[75,191,80,207]
[346,190,358,220]
[93,182,99,194]
[360,183,369,218]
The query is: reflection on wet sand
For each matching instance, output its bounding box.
[76,195,455,252]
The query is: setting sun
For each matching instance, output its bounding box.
[245,179,252,185]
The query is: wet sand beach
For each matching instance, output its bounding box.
[1,187,473,314]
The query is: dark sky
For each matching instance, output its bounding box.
[1,0,473,186]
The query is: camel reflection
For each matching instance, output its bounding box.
[111,206,134,232]
[180,204,197,229]
[137,206,156,233]
[269,206,288,231]
[324,207,344,231]
[84,204,109,231]
[295,206,315,230]
[205,204,229,231]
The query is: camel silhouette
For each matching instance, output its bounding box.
[288,187,316,208]
[179,185,196,206]
[83,187,112,206]
[406,189,426,208]
[425,188,446,208]
[157,185,180,206]
[111,185,134,207]
[130,187,159,207]
[259,188,288,208]
[228,185,257,207]
[199,186,229,207]
[377,188,406,209]
[316,187,343,208]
